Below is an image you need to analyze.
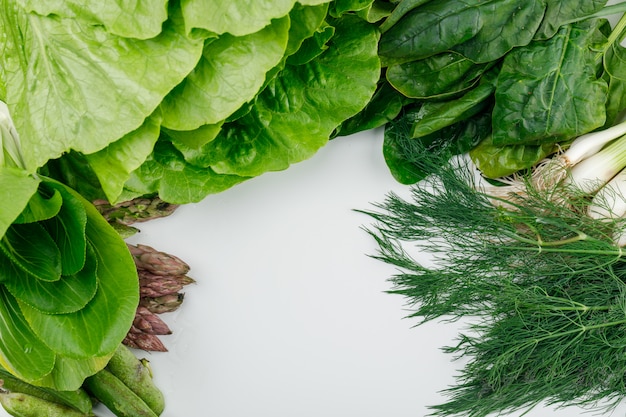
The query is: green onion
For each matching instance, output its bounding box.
[563,133,626,193]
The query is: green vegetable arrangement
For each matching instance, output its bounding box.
[1,0,626,416]
[2,0,382,205]
[361,123,626,416]
[344,0,626,183]
[0,0,383,415]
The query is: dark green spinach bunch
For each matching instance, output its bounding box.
[344,0,626,183]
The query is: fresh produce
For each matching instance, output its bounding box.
[1,0,626,415]
[0,1,382,414]
[0,392,93,417]
[103,345,165,416]
[347,0,626,184]
[123,243,194,352]
[0,343,166,417]
[84,369,158,417]
[361,116,626,416]
[1,1,382,206]
[0,149,138,392]
[94,197,180,238]
[0,368,93,415]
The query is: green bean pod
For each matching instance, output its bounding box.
[105,344,165,415]
[0,391,92,417]
[0,368,93,414]
[84,369,158,417]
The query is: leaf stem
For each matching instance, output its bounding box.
[567,2,626,25]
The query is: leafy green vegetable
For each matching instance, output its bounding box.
[5,244,97,315]
[0,168,39,237]
[383,107,490,183]
[409,68,496,138]
[0,287,56,383]
[0,1,203,171]
[602,17,626,126]
[205,15,381,178]
[376,0,626,179]
[85,113,163,204]
[14,0,169,39]
[333,80,408,137]
[180,0,330,37]
[469,136,557,178]
[40,182,87,276]
[534,0,607,39]
[378,0,544,64]
[492,19,609,146]
[160,16,291,131]
[0,223,62,283]
[386,52,491,100]
[123,13,381,203]
[123,140,249,204]
[0,178,138,390]
[13,186,63,225]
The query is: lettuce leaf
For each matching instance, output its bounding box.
[0,1,203,171]
[181,0,331,37]
[124,14,381,203]
[160,16,291,131]
[14,0,169,39]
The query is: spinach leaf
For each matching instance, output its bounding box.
[451,0,545,63]
[378,0,482,62]
[603,31,626,126]
[492,19,609,146]
[379,0,547,64]
[383,107,490,184]
[333,81,409,137]
[379,0,433,32]
[469,135,557,178]
[386,52,491,99]
[409,68,497,138]
[535,0,607,40]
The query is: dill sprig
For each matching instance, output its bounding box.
[361,148,626,416]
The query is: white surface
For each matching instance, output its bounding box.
[4,129,626,416]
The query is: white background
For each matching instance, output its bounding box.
[75,129,626,416]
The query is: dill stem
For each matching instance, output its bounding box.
[503,244,623,256]
[498,229,624,256]
[528,319,626,346]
